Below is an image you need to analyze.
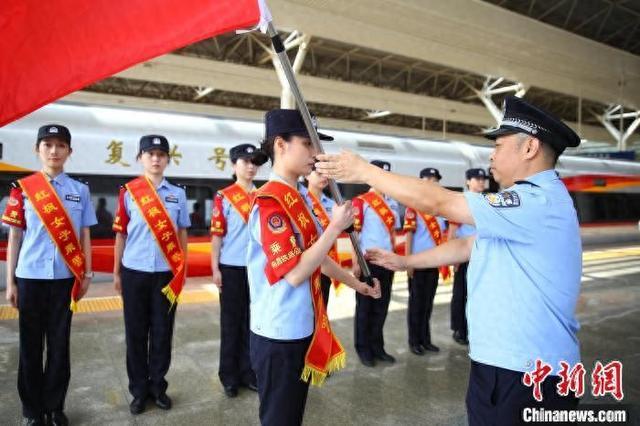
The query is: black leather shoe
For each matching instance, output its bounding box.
[246,382,258,392]
[154,393,172,410]
[423,343,440,352]
[358,355,376,367]
[23,417,45,426]
[48,412,68,426]
[224,385,238,398]
[453,331,469,345]
[129,397,146,415]
[410,344,425,355]
[373,351,396,363]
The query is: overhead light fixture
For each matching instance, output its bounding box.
[364,110,391,120]
[193,86,214,101]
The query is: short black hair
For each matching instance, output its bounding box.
[542,140,560,166]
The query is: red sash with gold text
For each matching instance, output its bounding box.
[359,191,395,245]
[19,172,85,311]
[257,181,345,386]
[419,212,451,280]
[220,183,253,224]
[126,176,186,306]
[307,191,341,290]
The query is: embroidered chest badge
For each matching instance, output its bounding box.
[165,194,179,203]
[65,194,81,203]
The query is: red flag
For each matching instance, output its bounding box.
[0,0,263,126]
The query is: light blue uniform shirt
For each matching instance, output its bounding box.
[409,215,447,254]
[218,186,255,267]
[464,169,581,374]
[455,222,477,239]
[122,178,190,272]
[247,175,322,340]
[14,173,97,280]
[318,193,335,219]
[358,193,400,252]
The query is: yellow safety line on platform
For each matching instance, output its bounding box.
[583,246,640,262]
[1,246,639,320]
[0,289,218,321]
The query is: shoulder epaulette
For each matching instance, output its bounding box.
[69,176,89,185]
[514,180,539,187]
[167,179,187,191]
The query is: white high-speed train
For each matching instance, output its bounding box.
[1,103,639,275]
[2,102,640,222]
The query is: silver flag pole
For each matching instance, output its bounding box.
[266,22,375,286]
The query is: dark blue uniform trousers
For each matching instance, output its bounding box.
[17,277,74,418]
[450,262,469,337]
[467,360,579,426]
[250,332,311,426]
[407,267,439,347]
[355,262,394,360]
[218,264,255,388]
[121,266,176,399]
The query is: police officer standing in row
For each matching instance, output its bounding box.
[210,143,267,397]
[3,125,97,426]
[403,168,447,355]
[305,170,338,307]
[448,168,487,345]
[352,160,401,366]
[317,96,582,424]
[113,135,191,415]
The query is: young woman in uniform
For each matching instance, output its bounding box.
[247,109,381,426]
[210,143,267,398]
[305,170,338,306]
[3,124,97,426]
[112,135,190,415]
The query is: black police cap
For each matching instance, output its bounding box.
[230,143,268,166]
[371,160,391,171]
[420,167,442,180]
[37,124,71,145]
[139,135,170,154]
[265,109,334,141]
[484,96,580,154]
[465,168,487,180]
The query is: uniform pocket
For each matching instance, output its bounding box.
[164,203,180,224]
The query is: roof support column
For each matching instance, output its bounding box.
[256,31,311,109]
[473,77,528,125]
[594,105,640,151]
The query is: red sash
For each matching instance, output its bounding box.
[256,181,345,386]
[418,212,451,280]
[220,183,253,224]
[126,176,186,306]
[307,191,341,290]
[19,172,85,311]
[359,191,395,245]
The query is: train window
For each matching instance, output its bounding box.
[572,191,640,224]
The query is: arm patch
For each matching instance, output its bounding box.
[484,191,521,208]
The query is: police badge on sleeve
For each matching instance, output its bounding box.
[484,191,521,208]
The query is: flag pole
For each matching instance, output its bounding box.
[266,22,375,287]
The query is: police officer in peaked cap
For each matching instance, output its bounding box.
[316,96,582,424]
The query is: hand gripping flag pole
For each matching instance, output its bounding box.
[265,22,375,287]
